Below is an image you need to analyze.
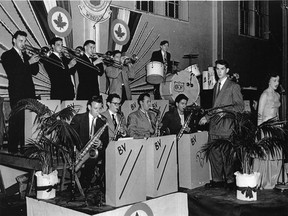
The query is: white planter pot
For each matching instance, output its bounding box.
[35,170,59,199]
[234,171,260,201]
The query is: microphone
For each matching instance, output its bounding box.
[279,84,285,94]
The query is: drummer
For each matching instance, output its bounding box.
[150,40,172,99]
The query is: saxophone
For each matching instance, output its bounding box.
[150,105,167,137]
[176,111,193,141]
[75,121,108,172]
[113,111,125,141]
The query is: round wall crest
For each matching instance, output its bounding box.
[111,19,130,46]
[47,7,72,37]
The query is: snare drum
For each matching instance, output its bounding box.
[146,61,164,84]
[160,70,200,105]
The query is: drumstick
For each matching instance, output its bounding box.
[130,21,148,54]
[135,27,154,56]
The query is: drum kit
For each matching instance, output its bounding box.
[146,61,201,106]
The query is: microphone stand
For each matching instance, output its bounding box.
[275,84,288,192]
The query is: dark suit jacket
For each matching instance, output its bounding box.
[43,53,75,100]
[1,48,39,108]
[76,54,104,100]
[207,79,244,137]
[102,110,127,141]
[160,108,195,135]
[70,112,109,160]
[150,50,172,74]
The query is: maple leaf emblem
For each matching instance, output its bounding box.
[115,25,125,39]
[53,13,67,30]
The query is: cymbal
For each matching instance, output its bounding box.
[183,54,199,59]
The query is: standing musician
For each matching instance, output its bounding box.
[150,40,172,99]
[105,50,135,101]
[127,93,156,139]
[70,96,109,191]
[160,94,196,136]
[76,40,104,100]
[44,37,76,101]
[1,30,39,153]
[102,93,127,141]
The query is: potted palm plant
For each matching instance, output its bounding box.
[202,110,287,201]
[11,99,81,199]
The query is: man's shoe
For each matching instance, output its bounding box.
[205,181,224,188]
[225,182,236,191]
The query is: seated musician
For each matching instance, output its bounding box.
[160,94,196,135]
[127,93,156,139]
[150,40,172,99]
[102,93,127,141]
[70,96,109,191]
[105,50,135,101]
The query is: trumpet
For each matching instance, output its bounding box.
[24,45,64,69]
[61,46,100,72]
[121,54,138,66]
[90,52,123,69]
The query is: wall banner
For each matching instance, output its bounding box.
[47,7,72,37]
[78,0,112,23]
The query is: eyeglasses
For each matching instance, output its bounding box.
[111,102,121,106]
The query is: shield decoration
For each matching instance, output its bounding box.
[111,19,130,46]
[47,7,72,37]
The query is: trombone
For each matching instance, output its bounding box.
[24,45,64,69]
[62,46,100,72]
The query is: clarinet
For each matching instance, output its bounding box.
[176,111,193,141]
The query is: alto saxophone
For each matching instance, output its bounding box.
[113,112,125,141]
[75,121,108,172]
[176,111,193,141]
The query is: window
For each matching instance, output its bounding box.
[165,1,179,19]
[136,1,154,13]
[240,1,269,39]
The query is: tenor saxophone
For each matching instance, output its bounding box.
[75,122,108,172]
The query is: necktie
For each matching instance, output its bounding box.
[145,112,151,125]
[112,114,117,129]
[90,117,96,138]
[216,82,221,97]
[19,52,24,62]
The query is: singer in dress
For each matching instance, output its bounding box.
[199,59,244,190]
[70,96,109,190]
[253,72,282,189]
[127,93,156,139]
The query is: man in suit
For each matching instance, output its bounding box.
[160,94,196,136]
[199,59,244,190]
[150,40,172,99]
[70,96,109,190]
[44,37,76,100]
[105,50,135,101]
[76,40,104,100]
[102,93,127,141]
[127,93,156,139]
[1,30,39,153]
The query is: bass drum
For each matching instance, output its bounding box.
[160,69,200,106]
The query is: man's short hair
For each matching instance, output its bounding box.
[175,94,188,104]
[112,50,122,57]
[160,40,169,46]
[83,40,95,47]
[137,93,150,106]
[215,59,229,69]
[50,37,62,46]
[107,93,121,103]
[87,95,103,107]
[12,31,27,44]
